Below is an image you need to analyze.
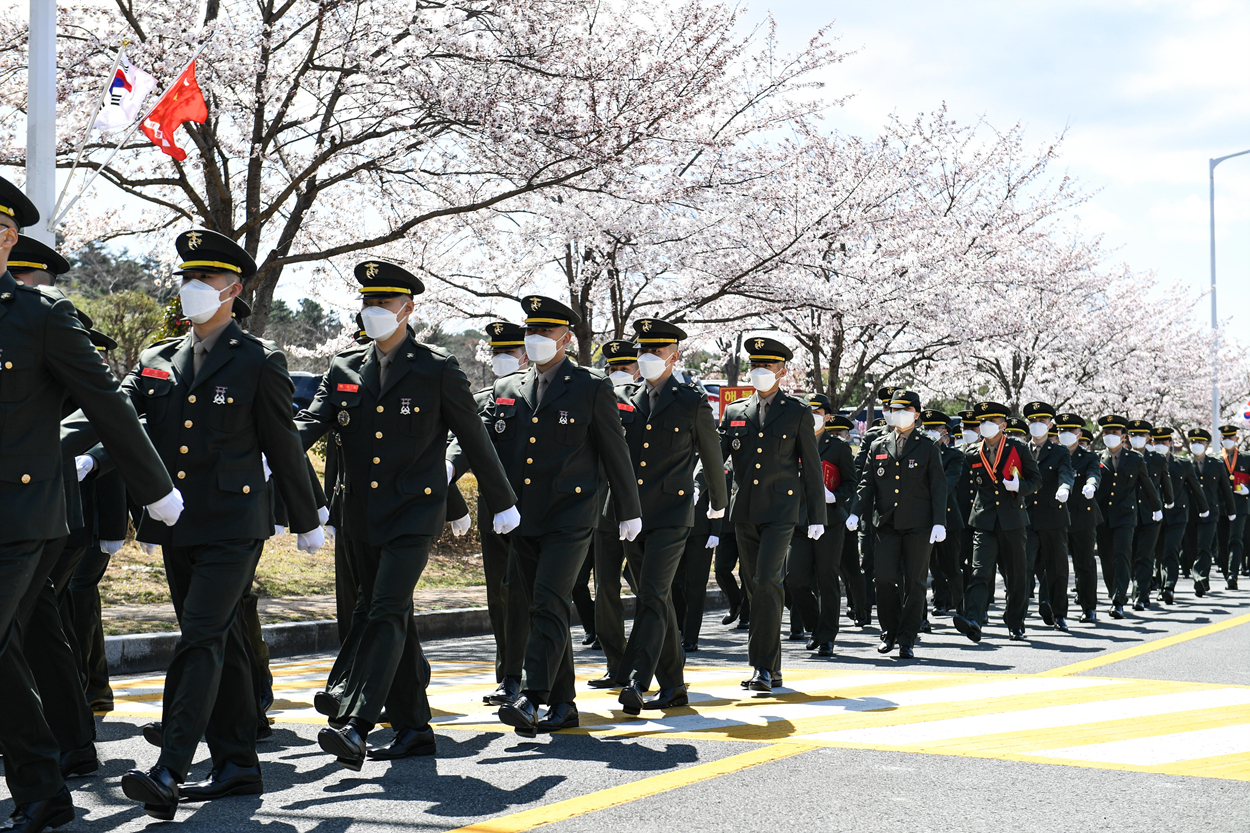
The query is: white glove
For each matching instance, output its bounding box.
[706,535,719,548]
[1082,483,1096,500]
[707,506,725,519]
[273,524,286,537]
[493,505,521,535]
[929,524,947,544]
[74,455,96,482]
[619,517,642,541]
[146,488,184,526]
[693,485,700,505]
[846,513,859,532]
[824,486,837,504]
[317,505,330,525]
[139,542,159,556]
[446,460,455,484]
[1230,514,1237,522]
[261,453,272,481]
[807,524,824,540]
[1237,484,1249,496]
[296,526,326,553]
[1055,486,1070,504]
[324,524,336,541]
[450,513,471,537]
[1164,502,1174,509]
[99,540,124,555]
[1199,510,1210,519]
[1004,472,1020,492]
[1151,510,1163,522]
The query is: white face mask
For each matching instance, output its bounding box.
[925,429,943,442]
[1223,438,1236,449]
[1154,443,1171,455]
[360,305,404,341]
[1191,442,1207,456]
[836,432,850,442]
[1129,435,1148,449]
[609,370,635,385]
[524,333,561,364]
[1029,422,1049,439]
[883,410,897,427]
[637,352,668,381]
[1058,431,1078,447]
[749,368,777,393]
[962,429,979,444]
[894,410,916,430]
[1103,434,1123,450]
[491,353,521,377]
[180,279,229,324]
[812,413,825,432]
[979,421,1001,439]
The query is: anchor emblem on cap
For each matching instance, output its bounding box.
[529,297,542,311]
[641,320,652,332]
[186,231,202,250]
[493,323,503,335]
[754,338,764,350]
[608,343,618,354]
[365,262,379,278]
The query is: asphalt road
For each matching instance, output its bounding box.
[4,575,1249,832]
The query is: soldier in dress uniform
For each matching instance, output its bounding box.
[851,387,894,624]
[1054,414,1104,622]
[1186,428,1235,598]
[1154,426,1208,604]
[827,414,868,626]
[483,295,641,735]
[1022,401,1076,631]
[720,336,825,690]
[1004,417,1028,439]
[1217,424,1250,588]
[920,409,965,621]
[955,410,981,591]
[1128,419,1173,609]
[846,392,946,658]
[1093,414,1162,620]
[296,262,518,769]
[957,401,1042,643]
[609,319,727,714]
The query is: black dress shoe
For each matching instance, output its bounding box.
[1008,629,1026,641]
[587,672,622,690]
[736,618,751,630]
[740,670,781,688]
[121,765,180,821]
[1228,578,1239,591]
[1133,600,1147,611]
[952,614,982,643]
[747,668,772,692]
[318,724,367,772]
[1110,604,1125,619]
[141,721,162,748]
[180,761,264,801]
[1038,600,1054,627]
[88,697,114,713]
[1053,617,1069,632]
[1195,579,1206,597]
[1162,589,1175,605]
[367,726,437,760]
[59,744,98,779]
[805,638,819,651]
[919,619,932,634]
[485,677,522,705]
[1,786,74,832]
[898,644,914,659]
[788,630,807,641]
[877,635,896,654]
[498,695,539,738]
[1079,609,1097,623]
[931,605,950,617]
[619,683,646,716]
[313,690,342,718]
[721,602,741,626]
[643,686,689,710]
[590,638,602,651]
[537,702,579,732]
[817,641,834,657]
[682,640,699,653]
[581,631,598,646]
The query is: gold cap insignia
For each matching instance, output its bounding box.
[493,323,503,335]
[529,297,542,311]
[609,343,618,353]
[979,402,988,409]
[186,231,202,250]
[365,262,379,279]
[754,338,764,350]
[641,320,652,332]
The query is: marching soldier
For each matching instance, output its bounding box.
[1155,426,1208,604]
[484,296,641,735]
[958,401,1042,642]
[846,392,946,658]
[1186,429,1234,597]
[828,414,868,625]
[672,462,726,652]
[1218,425,1249,588]
[297,263,518,769]
[1094,415,1162,619]
[1055,414,1103,622]
[921,409,965,620]
[955,410,980,593]
[720,336,825,690]
[1022,401,1075,630]
[612,319,727,714]
[852,387,895,621]
[1129,420,1173,609]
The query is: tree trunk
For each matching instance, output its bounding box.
[726,331,743,386]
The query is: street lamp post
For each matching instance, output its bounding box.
[1209,148,1250,435]
[26,0,56,245]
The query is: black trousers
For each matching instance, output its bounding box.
[840,529,866,620]
[672,533,715,643]
[872,522,931,646]
[1131,521,1162,604]
[158,539,263,780]
[0,539,65,805]
[1191,520,1218,582]
[327,534,434,732]
[1217,514,1231,575]
[786,523,843,644]
[619,526,690,690]
[714,530,750,622]
[480,516,517,683]
[593,529,633,678]
[67,544,114,706]
[572,544,595,639]
[1068,526,1099,613]
[736,522,796,673]
[1096,523,1136,605]
[1227,513,1247,576]
[499,551,532,681]
[333,528,357,642]
[1028,527,1071,620]
[512,527,595,706]
[933,533,965,616]
[858,518,877,610]
[1158,523,1186,591]
[965,523,1028,632]
[1181,514,1198,575]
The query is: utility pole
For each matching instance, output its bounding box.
[27,0,56,244]
[1208,148,1250,435]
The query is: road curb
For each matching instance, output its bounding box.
[105,589,730,675]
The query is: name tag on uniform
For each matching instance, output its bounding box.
[497,397,516,405]
[731,420,746,427]
[336,383,359,392]
[875,453,887,460]
[141,367,170,380]
[971,462,983,469]
[618,403,635,412]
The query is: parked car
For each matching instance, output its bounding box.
[290,371,322,414]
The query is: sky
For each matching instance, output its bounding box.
[758,0,1250,330]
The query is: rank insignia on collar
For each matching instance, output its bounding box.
[559,410,569,424]
[337,410,350,426]
[401,398,411,415]
[495,419,507,434]
[214,386,227,405]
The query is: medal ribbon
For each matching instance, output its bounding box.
[1225,446,1237,475]
[979,435,1007,484]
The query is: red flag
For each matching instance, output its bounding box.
[141,60,208,161]
[1004,445,1023,482]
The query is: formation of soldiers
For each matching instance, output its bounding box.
[2,172,1248,831]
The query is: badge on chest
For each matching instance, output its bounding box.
[401,398,411,415]
[732,438,741,450]
[495,419,507,434]
[214,386,227,405]
[337,410,350,426]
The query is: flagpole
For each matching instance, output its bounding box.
[51,36,213,229]
[48,41,128,230]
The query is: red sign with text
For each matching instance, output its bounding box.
[718,385,755,418]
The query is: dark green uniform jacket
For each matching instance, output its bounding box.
[719,391,826,527]
[818,432,857,527]
[2,271,170,543]
[480,358,639,535]
[1067,445,1104,529]
[1025,440,1076,531]
[1220,448,1250,514]
[850,430,947,531]
[615,378,727,529]
[296,334,515,546]
[1164,455,1209,527]
[1096,448,1161,529]
[1192,455,1235,523]
[963,436,1043,531]
[1137,449,1175,525]
[939,442,966,531]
